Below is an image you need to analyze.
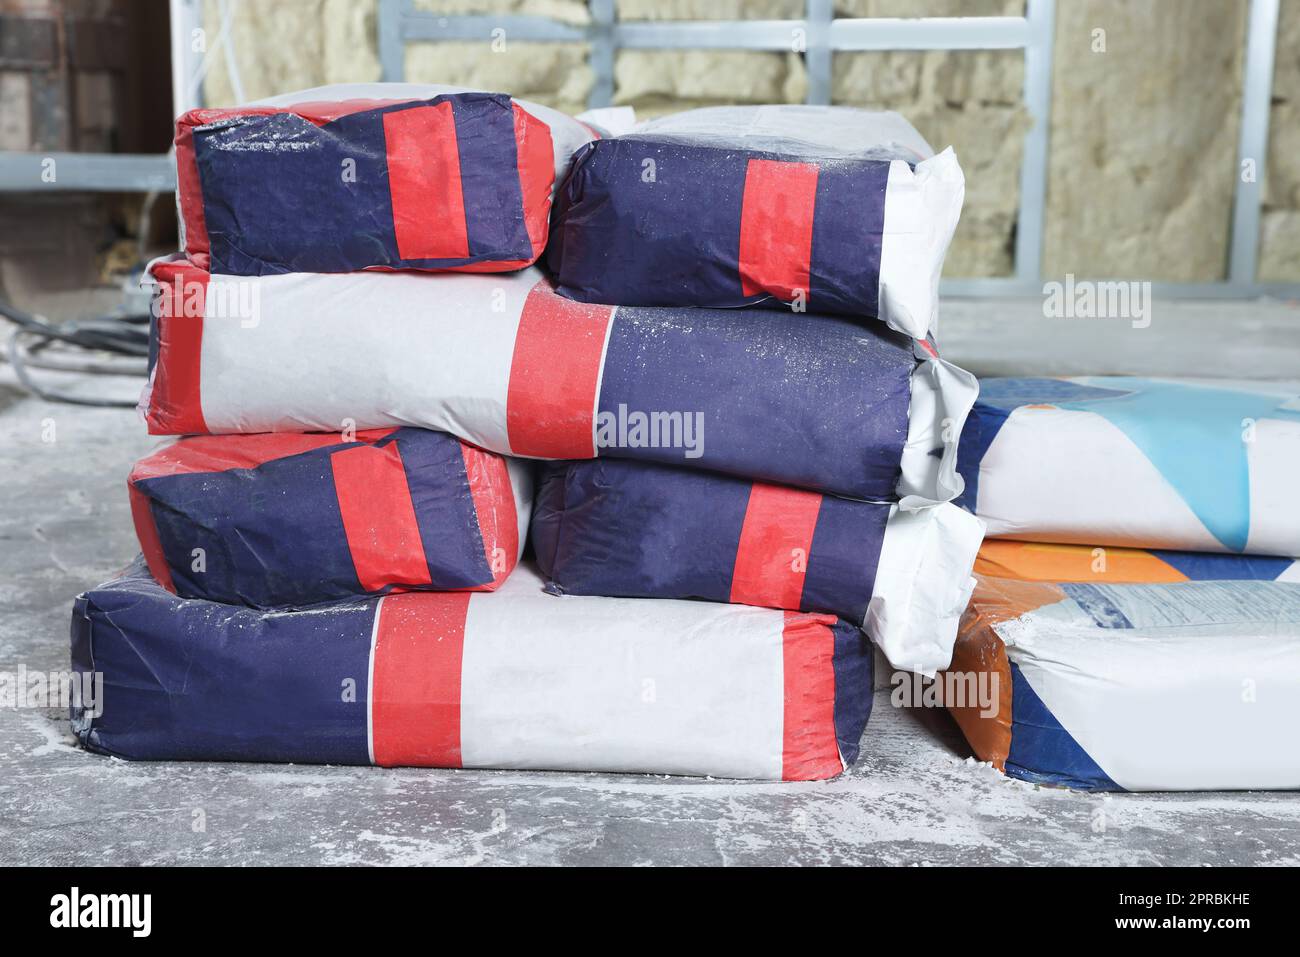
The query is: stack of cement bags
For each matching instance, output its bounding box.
[947,377,1300,790]
[71,84,982,780]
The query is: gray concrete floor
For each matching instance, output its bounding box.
[3,294,1300,866]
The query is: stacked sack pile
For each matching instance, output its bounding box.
[943,377,1300,791]
[70,83,983,781]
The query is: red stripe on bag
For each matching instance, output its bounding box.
[460,443,519,588]
[737,158,819,301]
[147,262,208,435]
[176,102,455,266]
[128,484,176,593]
[131,429,398,482]
[383,102,471,260]
[512,103,555,262]
[506,281,613,458]
[174,119,211,270]
[175,108,282,268]
[370,592,471,767]
[730,483,823,610]
[781,610,843,781]
[331,442,432,592]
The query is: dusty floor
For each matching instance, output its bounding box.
[3,294,1300,866]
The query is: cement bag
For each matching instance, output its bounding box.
[129,428,531,608]
[176,83,601,276]
[547,105,963,340]
[958,376,1300,556]
[141,257,977,505]
[71,563,872,780]
[973,539,1300,584]
[534,458,983,674]
[941,545,1300,791]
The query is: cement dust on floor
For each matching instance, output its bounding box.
[3,297,1300,866]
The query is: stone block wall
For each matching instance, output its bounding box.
[1044,0,1248,282]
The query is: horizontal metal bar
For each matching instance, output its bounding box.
[615,20,803,50]
[401,12,803,51]
[400,14,807,52]
[941,277,1300,300]
[0,152,176,192]
[940,278,1039,297]
[396,13,1034,52]
[401,13,587,43]
[1137,282,1300,300]
[831,16,1030,50]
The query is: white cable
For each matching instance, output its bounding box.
[218,0,247,104]
[186,0,236,107]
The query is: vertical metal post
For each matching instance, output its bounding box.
[378,0,407,82]
[1229,0,1280,283]
[169,0,206,116]
[589,0,616,109]
[805,0,832,105]
[1014,0,1055,286]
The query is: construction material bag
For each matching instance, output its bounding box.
[142,257,977,505]
[958,376,1300,556]
[547,105,963,340]
[71,563,872,781]
[534,458,982,674]
[973,539,1300,584]
[129,428,530,607]
[176,83,602,276]
[941,544,1300,791]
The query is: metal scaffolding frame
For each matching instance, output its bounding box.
[377,0,1055,295]
[0,0,1292,298]
[375,0,1293,300]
